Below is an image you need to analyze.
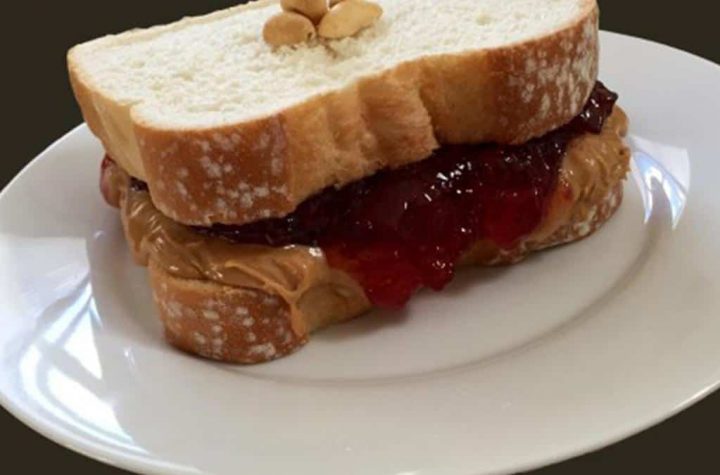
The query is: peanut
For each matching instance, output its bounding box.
[329,0,344,6]
[281,0,329,24]
[318,0,383,39]
[263,11,317,48]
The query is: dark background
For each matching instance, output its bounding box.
[1,1,718,473]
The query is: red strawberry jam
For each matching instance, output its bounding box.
[194,83,617,307]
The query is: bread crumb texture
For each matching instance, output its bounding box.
[74,0,589,126]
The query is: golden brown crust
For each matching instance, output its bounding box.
[150,260,307,364]
[68,1,600,226]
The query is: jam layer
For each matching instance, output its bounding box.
[196,82,619,308]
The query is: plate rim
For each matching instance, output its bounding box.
[1,31,719,475]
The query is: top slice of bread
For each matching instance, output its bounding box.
[69,0,600,226]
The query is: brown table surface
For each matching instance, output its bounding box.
[2,1,718,473]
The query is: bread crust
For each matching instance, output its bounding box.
[68,0,600,226]
[150,261,308,364]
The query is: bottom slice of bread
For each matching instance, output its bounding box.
[148,184,623,364]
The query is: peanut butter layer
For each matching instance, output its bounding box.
[116,107,629,337]
[121,185,369,336]
[531,106,630,243]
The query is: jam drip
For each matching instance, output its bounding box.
[197,82,618,308]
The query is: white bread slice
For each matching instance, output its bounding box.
[69,0,599,226]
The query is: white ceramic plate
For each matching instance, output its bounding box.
[1,32,719,475]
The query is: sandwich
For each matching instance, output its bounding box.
[68,0,631,364]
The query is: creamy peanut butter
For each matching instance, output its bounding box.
[121,185,369,336]
[116,107,629,335]
[531,107,630,242]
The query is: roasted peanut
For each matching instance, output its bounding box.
[281,0,329,24]
[329,0,344,6]
[263,12,317,47]
[318,0,383,39]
